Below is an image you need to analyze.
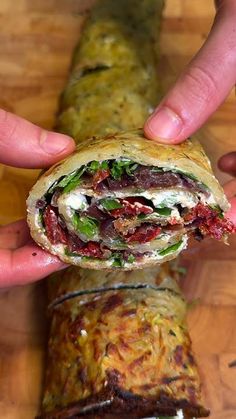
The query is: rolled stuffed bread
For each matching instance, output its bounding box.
[27,130,233,270]
[36,1,210,418]
[26,0,234,269]
[39,264,209,418]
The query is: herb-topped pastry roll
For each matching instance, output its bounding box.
[39,264,209,418]
[54,0,162,140]
[36,1,210,418]
[27,130,234,270]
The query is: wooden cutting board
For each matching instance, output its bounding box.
[0,1,236,418]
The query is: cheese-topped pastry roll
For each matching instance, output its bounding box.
[55,0,162,140]
[38,264,209,418]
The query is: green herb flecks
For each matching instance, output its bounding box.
[112,253,125,268]
[57,167,86,193]
[100,198,122,211]
[73,214,99,238]
[111,159,138,180]
[158,240,183,257]
[87,160,109,174]
[57,171,77,188]
[127,254,135,263]
[125,162,138,176]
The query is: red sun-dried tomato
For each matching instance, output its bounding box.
[111,197,153,218]
[185,203,235,240]
[93,169,110,189]
[125,224,161,243]
[79,242,104,258]
[43,205,67,245]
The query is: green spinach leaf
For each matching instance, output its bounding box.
[73,214,99,238]
[100,198,122,210]
[127,254,135,263]
[111,159,137,180]
[112,253,125,267]
[87,160,109,173]
[155,207,172,216]
[158,240,183,257]
[56,167,86,193]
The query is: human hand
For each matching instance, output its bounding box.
[219,152,236,225]
[144,0,236,143]
[0,109,75,287]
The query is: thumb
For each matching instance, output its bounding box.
[144,0,236,144]
[0,109,75,169]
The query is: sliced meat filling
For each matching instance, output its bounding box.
[38,159,234,267]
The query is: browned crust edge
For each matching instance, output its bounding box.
[37,386,210,418]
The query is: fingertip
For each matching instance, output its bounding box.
[39,130,76,160]
[25,243,67,273]
[144,107,184,144]
[0,109,76,168]
[143,118,162,141]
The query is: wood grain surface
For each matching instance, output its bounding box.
[0,1,235,418]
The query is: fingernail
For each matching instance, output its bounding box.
[40,131,74,155]
[145,107,183,141]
